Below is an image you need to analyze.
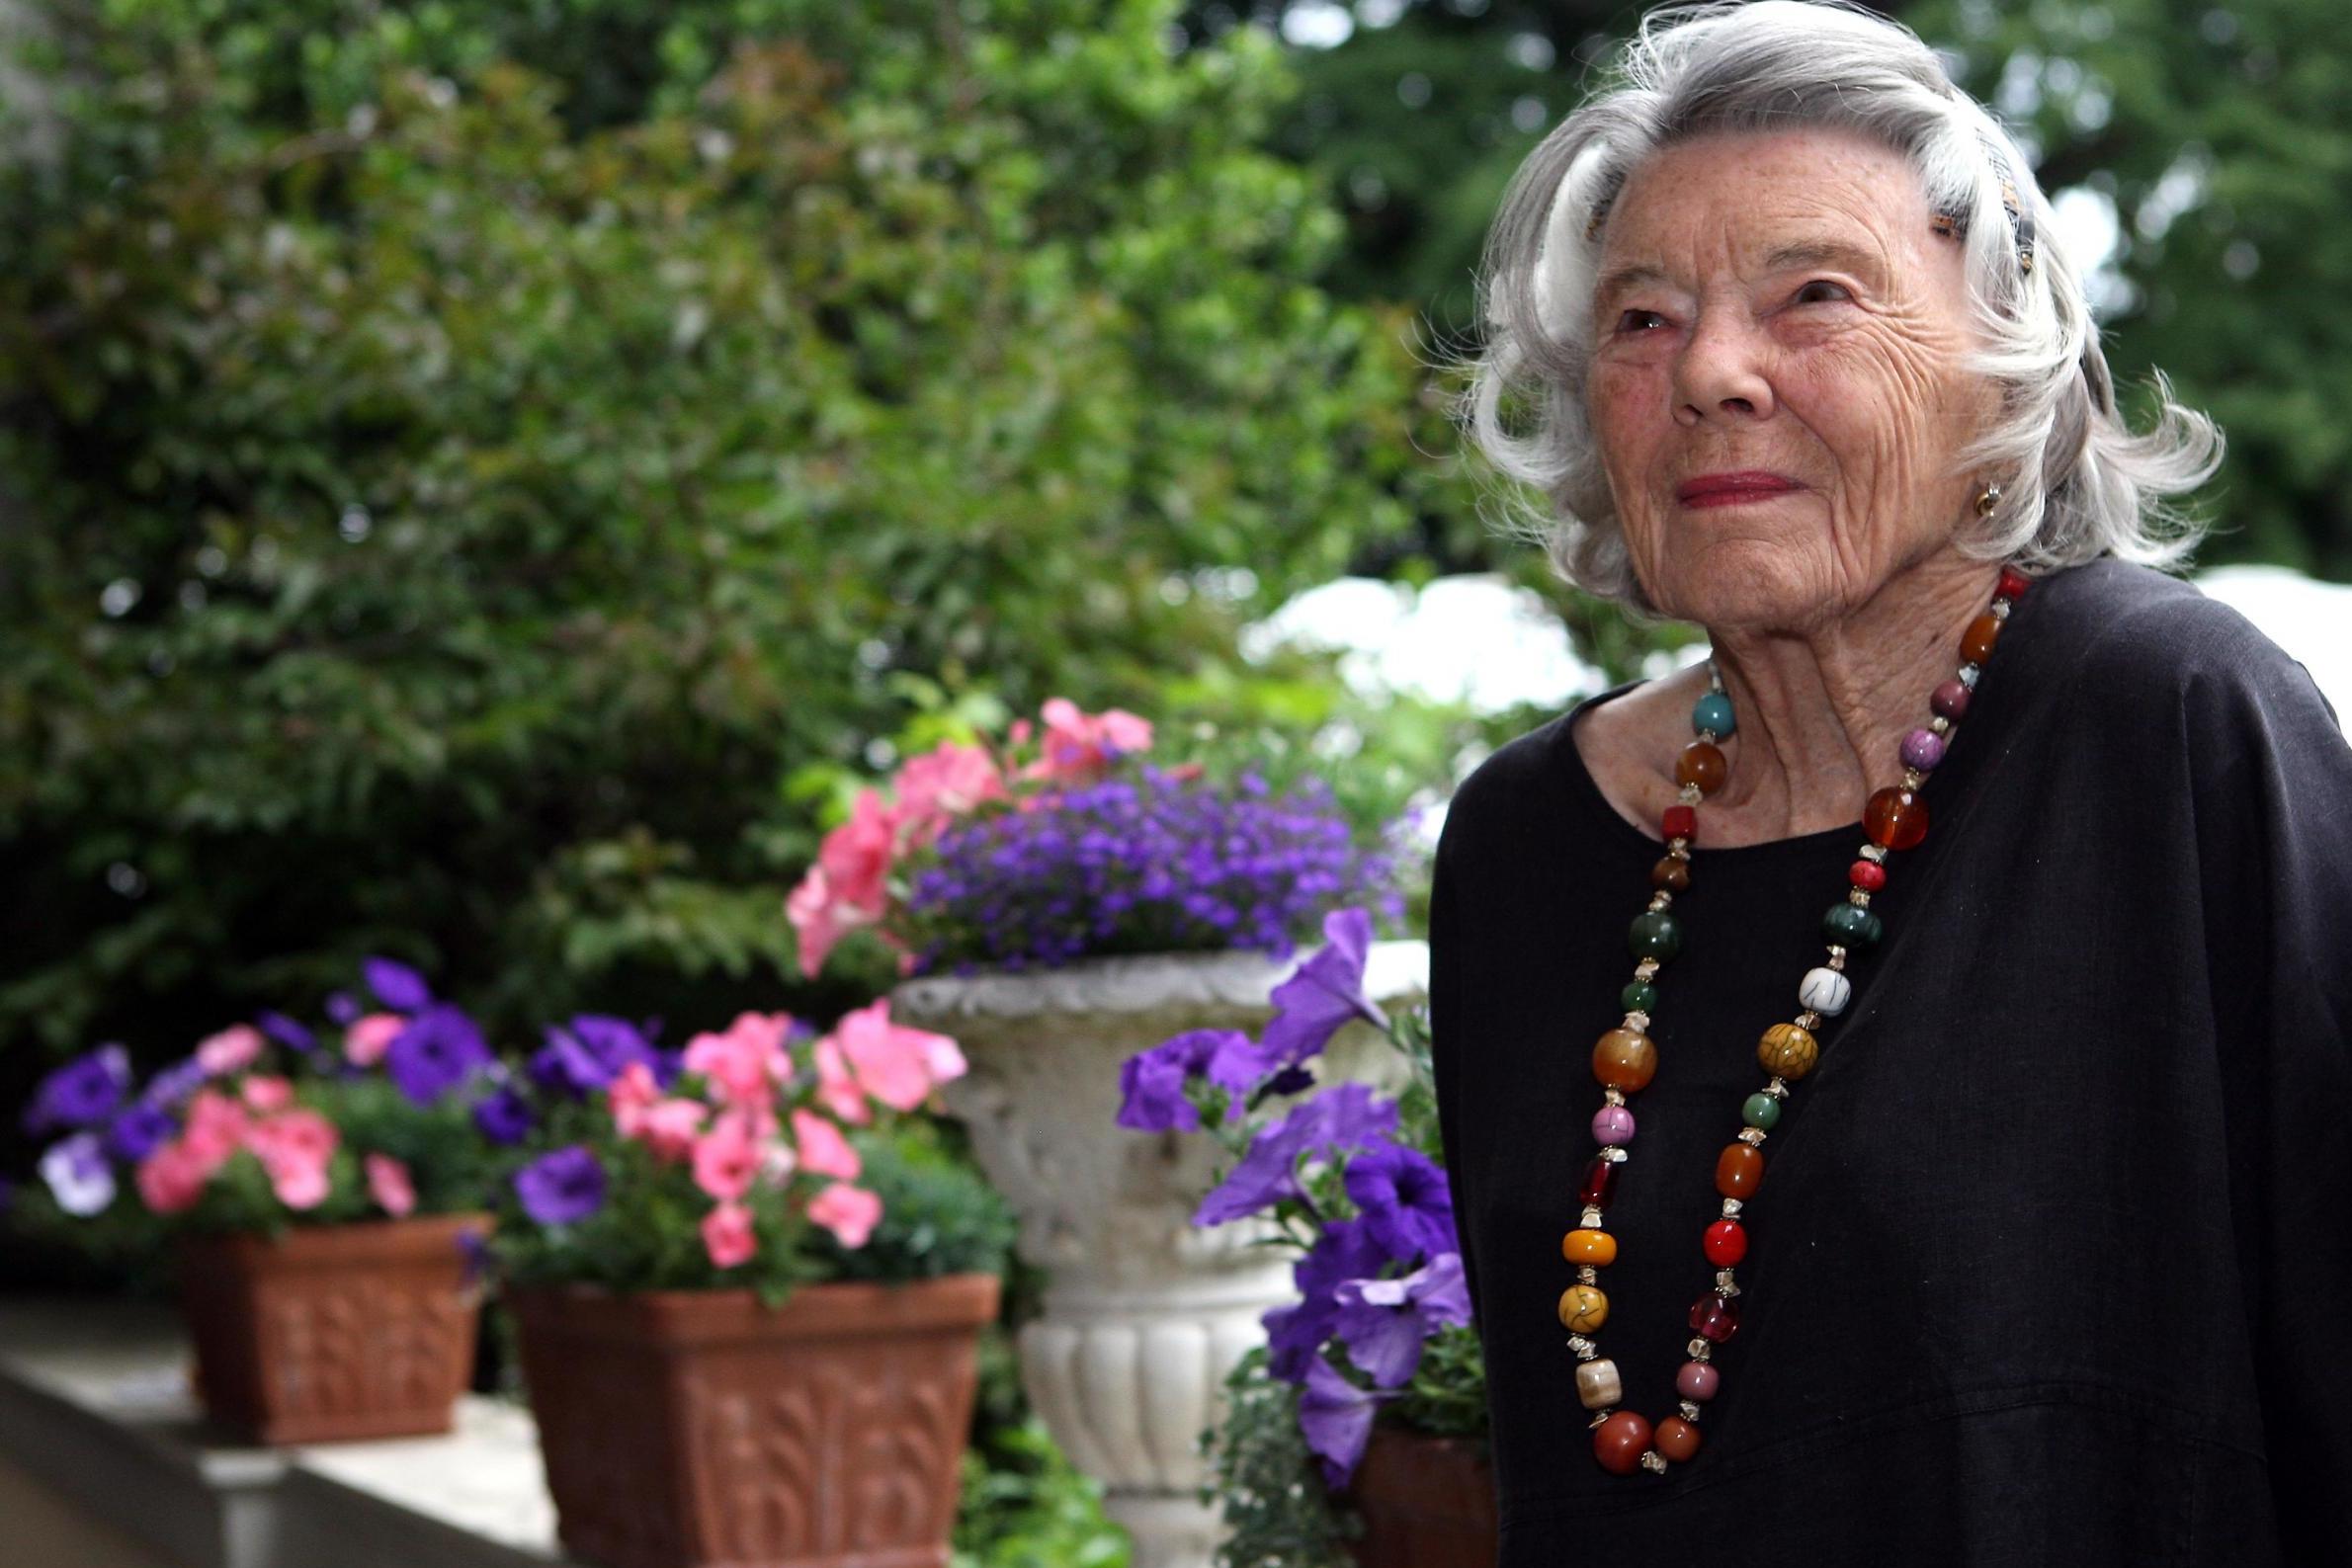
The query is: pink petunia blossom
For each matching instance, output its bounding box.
[246,1109,340,1211]
[240,1075,294,1114]
[196,1024,266,1076]
[690,1115,762,1202]
[182,1090,251,1165]
[610,1061,660,1137]
[790,1109,862,1182]
[344,1012,407,1067]
[366,1153,416,1218]
[642,1099,711,1162]
[831,999,966,1114]
[1022,698,1153,784]
[683,1012,793,1108]
[701,1201,757,1269]
[811,1036,872,1126]
[787,788,901,977]
[891,740,1007,848]
[135,1139,214,1214]
[806,1182,883,1249]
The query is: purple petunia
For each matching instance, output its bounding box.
[1262,1215,1390,1383]
[256,1010,316,1052]
[385,1004,493,1104]
[39,1132,117,1217]
[364,955,434,1012]
[1260,907,1387,1068]
[1116,1029,1275,1132]
[141,1055,209,1110]
[471,1087,535,1147]
[105,1102,177,1163]
[1342,1138,1457,1266]
[531,1015,659,1098]
[324,989,362,1026]
[22,1045,132,1134]
[1193,1082,1398,1227]
[1296,1355,1400,1490]
[1330,1252,1473,1390]
[514,1145,607,1226]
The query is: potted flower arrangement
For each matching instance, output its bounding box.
[10,957,501,1444]
[491,1000,1016,1568]
[1117,906,1493,1568]
[791,700,1427,1568]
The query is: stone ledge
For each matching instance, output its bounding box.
[0,1297,568,1568]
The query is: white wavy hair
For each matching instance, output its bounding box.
[1457,0,2224,613]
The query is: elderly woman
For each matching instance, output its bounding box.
[1427,2,2352,1560]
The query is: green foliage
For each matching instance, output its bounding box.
[1202,1345,1360,1568]
[813,1120,1020,1284]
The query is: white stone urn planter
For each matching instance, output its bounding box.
[891,939,1428,1568]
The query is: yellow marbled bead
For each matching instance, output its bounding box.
[1561,1228,1618,1267]
[1556,1283,1609,1334]
[1757,1022,1819,1081]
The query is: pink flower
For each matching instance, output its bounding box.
[791,1109,862,1181]
[701,1201,757,1270]
[182,1090,251,1165]
[811,1036,872,1125]
[245,1109,340,1210]
[196,1024,266,1076]
[240,1075,294,1114]
[1022,698,1153,784]
[785,867,849,979]
[345,1012,406,1067]
[271,1158,332,1210]
[366,1153,416,1218]
[830,999,966,1114]
[788,789,900,977]
[892,740,1006,847]
[806,1182,883,1249]
[691,1115,762,1202]
[610,1061,659,1137]
[683,1012,793,1108]
[641,1099,710,1162]
[135,1139,212,1214]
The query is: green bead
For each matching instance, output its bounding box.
[1621,980,1659,1013]
[1821,902,1880,946]
[1741,1093,1781,1130]
[1692,691,1735,739]
[1628,911,1683,961]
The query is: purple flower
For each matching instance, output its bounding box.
[1194,1083,1398,1227]
[532,1014,660,1098]
[1297,1355,1399,1490]
[364,955,434,1012]
[1342,1139,1457,1265]
[324,990,362,1025]
[105,1102,176,1163]
[256,1011,315,1051]
[39,1132,117,1217]
[23,1045,131,1134]
[141,1055,208,1110]
[471,1087,535,1147]
[570,1015,658,1077]
[385,1004,492,1104]
[1117,1029,1273,1132]
[515,1146,606,1226]
[1260,907,1386,1068]
[1331,1252,1472,1390]
[529,1030,608,1098]
[1262,1216,1389,1383]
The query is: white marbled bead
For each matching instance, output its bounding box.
[1799,965,1852,1016]
[1576,1358,1624,1410]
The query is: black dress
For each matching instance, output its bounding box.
[1428,558,2352,1565]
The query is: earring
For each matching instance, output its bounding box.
[1974,482,2003,519]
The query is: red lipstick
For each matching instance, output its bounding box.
[1676,470,1803,507]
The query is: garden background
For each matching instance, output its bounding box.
[3,0,2348,1561]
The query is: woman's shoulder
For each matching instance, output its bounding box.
[1434,709,1579,867]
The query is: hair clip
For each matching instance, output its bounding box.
[1933,130,2037,277]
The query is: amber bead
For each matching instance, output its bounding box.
[1593,1028,1658,1093]
[1863,785,1929,851]
[1689,1291,1742,1343]
[1557,1283,1609,1334]
[1675,741,1727,795]
[1653,1416,1703,1463]
[1579,1154,1619,1208]
[1562,1227,1618,1267]
[1593,1410,1652,1475]
[1650,856,1692,892]
[1960,612,2002,664]
[1715,1141,1763,1198]
[1757,1022,1818,1081]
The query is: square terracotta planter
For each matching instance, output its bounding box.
[177,1212,489,1444]
[1340,1423,1499,1568]
[509,1272,1002,1568]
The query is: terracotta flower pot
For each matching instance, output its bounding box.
[1340,1424,1499,1568]
[177,1212,489,1444]
[509,1273,1002,1568]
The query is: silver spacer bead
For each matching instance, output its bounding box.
[1639,1450,1669,1473]
[1576,1264,1599,1284]
[1566,1334,1597,1359]
[1601,1145,1629,1163]
[1582,1206,1605,1228]
[1902,767,1926,790]
[1929,714,1952,735]
[1736,1126,1767,1146]
[1716,1268,1740,1294]
[1858,844,1889,864]
[1765,1077,1788,1098]
[1679,1399,1703,1423]
[1698,728,1719,745]
[1602,1088,1627,1108]
[1636,958,1661,979]
[1679,782,1705,806]
[1848,888,1872,907]
[1990,598,2012,620]
[1721,1198,1744,1218]
[1589,1409,1614,1430]
[1648,892,1673,912]
[1623,1010,1651,1032]
[1826,948,1848,971]
[1665,837,1690,856]
[1796,1010,1822,1030]
[1687,1338,1713,1361]
[1959,663,1980,689]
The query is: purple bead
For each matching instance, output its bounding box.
[1591,1105,1637,1146]
[1899,728,1946,771]
[1930,679,1971,721]
[1676,1361,1721,1401]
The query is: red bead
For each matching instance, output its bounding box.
[1593,1410,1652,1475]
[1863,786,1929,851]
[1654,1416,1702,1462]
[1703,1219,1747,1266]
[1689,1292,1741,1344]
[1996,565,2032,601]
[1930,679,1971,720]
[1662,804,1698,843]
[1848,859,1887,891]
[1579,1155,1619,1209]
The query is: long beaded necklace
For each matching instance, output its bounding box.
[1562,561,2034,1477]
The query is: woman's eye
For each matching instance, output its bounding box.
[1793,279,1853,305]
[1616,308,1667,334]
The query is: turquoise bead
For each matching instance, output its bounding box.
[1741,1093,1781,1130]
[1692,691,1735,739]
[1628,912,1683,961]
[1821,902,1881,946]
[1621,980,1659,1013]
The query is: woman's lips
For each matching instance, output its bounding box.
[1676,471,1803,507]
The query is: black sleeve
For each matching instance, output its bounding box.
[1429,801,1487,1344]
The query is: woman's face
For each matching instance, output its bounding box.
[1585,126,1998,631]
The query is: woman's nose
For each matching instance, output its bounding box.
[1672,310,1775,426]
